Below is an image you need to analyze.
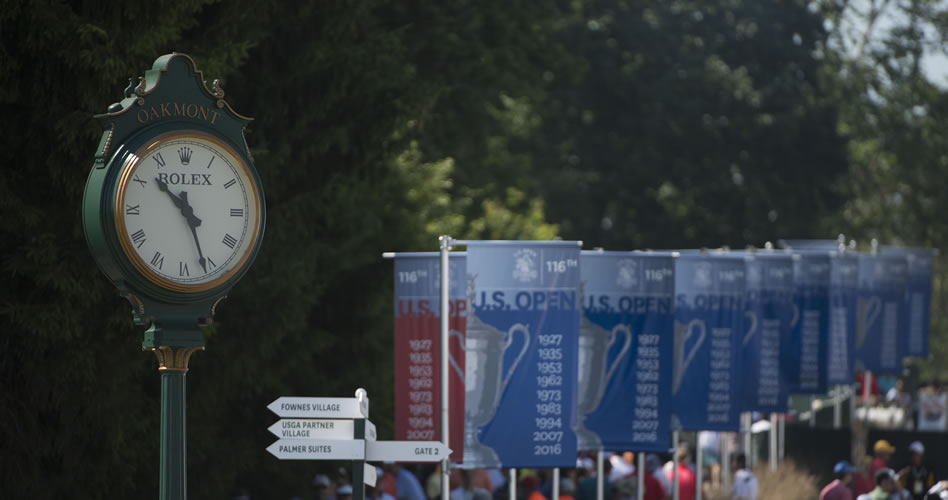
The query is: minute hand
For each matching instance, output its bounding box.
[179,191,208,273]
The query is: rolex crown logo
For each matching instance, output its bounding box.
[178,147,193,165]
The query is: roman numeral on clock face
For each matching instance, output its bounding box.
[131,229,146,248]
[179,262,189,276]
[223,179,236,189]
[222,233,237,249]
[150,251,164,269]
[126,204,140,215]
[230,208,243,217]
[153,152,166,168]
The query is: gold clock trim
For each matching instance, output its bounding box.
[114,130,262,294]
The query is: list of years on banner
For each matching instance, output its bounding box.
[536,333,565,456]
[799,310,821,389]
[406,339,435,440]
[633,332,661,442]
[828,307,848,382]
[757,320,780,406]
[881,302,898,368]
[910,294,924,353]
[707,327,732,423]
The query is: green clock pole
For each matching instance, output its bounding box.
[144,322,205,500]
[83,53,265,500]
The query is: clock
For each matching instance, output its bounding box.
[114,130,263,293]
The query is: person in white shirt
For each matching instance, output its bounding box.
[730,453,758,500]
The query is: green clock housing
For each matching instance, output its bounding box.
[83,53,266,337]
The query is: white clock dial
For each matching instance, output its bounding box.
[115,131,262,291]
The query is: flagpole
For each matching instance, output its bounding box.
[439,235,451,500]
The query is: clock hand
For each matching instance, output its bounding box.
[179,191,208,273]
[154,178,202,227]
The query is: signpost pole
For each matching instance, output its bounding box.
[778,414,785,461]
[769,414,777,472]
[721,432,730,491]
[353,418,367,500]
[597,451,605,500]
[439,235,451,500]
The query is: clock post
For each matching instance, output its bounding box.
[82,53,265,500]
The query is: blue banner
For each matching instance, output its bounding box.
[739,253,794,413]
[579,251,675,452]
[672,253,745,431]
[881,247,935,358]
[827,253,858,385]
[786,252,830,394]
[854,254,908,373]
[466,241,581,467]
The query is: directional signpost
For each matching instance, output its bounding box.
[266,389,450,500]
[365,440,451,462]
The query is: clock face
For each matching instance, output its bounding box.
[114,131,262,292]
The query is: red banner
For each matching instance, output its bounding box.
[393,254,466,462]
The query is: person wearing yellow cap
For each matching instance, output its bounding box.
[870,440,896,479]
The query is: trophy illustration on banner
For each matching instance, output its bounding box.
[449,329,465,379]
[463,276,530,467]
[855,296,881,349]
[575,313,632,450]
[673,319,706,395]
[742,310,759,346]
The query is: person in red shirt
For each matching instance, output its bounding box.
[665,447,696,500]
[643,468,667,500]
[820,461,857,500]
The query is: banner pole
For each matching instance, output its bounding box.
[721,432,730,491]
[637,452,645,500]
[509,469,516,500]
[597,450,605,500]
[672,432,680,500]
[833,385,842,429]
[769,414,777,472]
[439,235,451,500]
[809,395,816,427]
[552,468,560,500]
[742,413,752,467]
[695,433,703,500]
[863,370,871,427]
[778,414,785,461]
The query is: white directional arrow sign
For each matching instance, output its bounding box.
[364,463,377,487]
[266,439,365,460]
[365,420,377,441]
[364,441,451,463]
[268,419,355,440]
[268,397,367,419]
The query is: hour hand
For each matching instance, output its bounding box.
[155,177,185,209]
[178,191,202,228]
